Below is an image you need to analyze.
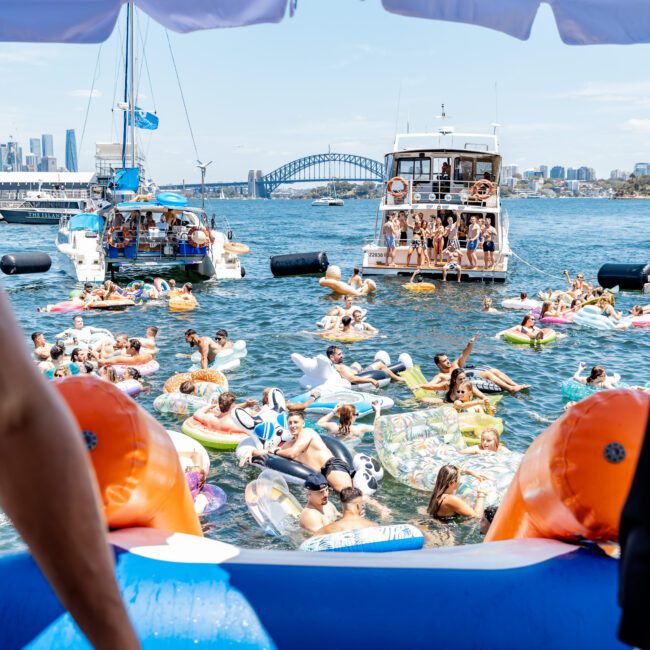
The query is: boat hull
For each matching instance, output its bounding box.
[0,209,64,225]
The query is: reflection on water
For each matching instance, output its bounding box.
[0,198,649,552]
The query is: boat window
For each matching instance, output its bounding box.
[476,161,494,181]
[454,158,473,181]
[384,154,394,181]
[396,158,430,181]
[432,158,451,180]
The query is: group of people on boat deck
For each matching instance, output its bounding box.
[381,209,498,271]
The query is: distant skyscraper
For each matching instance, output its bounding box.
[40,156,57,172]
[577,166,596,181]
[633,162,649,177]
[24,153,38,172]
[0,145,6,171]
[539,165,548,179]
[65,129,78,172]
[610,169,629,181]
[550,166,566,180]
[41,133,54,158]
[29,137,41,159]
[566,168,578,181]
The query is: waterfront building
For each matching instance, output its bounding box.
[566,168,578,180]
[577,166,595,181]
[633,162,650,177]
[539,165,548,178]
[610,169,629,181]
[65,129,78,172]
[550,165,565,179]
[39,156,57,172]
[567,180,580,194]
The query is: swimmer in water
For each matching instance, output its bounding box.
[313,487,377,536]
[351,309,377,334]
[452,380,494,415]
[460,428,505,454]
[482,297,499,314]
[299,473,340,534]
[348,266,363,289]
[214,329,234,351]
[409,269,425,284]
[99,339,153,367]
[496,313,546,341]
[181,329,220,370]
[427,464,487,520]
[31,332,52,361]
[316,401,381,441]
[53,366,72,378]
[572,362,620,389]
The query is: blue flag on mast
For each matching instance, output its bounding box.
[128,107,159,130]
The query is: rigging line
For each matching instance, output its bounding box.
[137,16,157,113]
[509,249,565,281]
[110,21,125,142]
[165,29,200,161]
[78,43,103,162]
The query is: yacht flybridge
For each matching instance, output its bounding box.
[56,193,245,283]
[361,127,509,282]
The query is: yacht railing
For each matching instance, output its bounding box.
[0,189,92,201]
[383,178,499,207]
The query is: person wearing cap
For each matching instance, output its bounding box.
[314,487,377,536]
[299,474,340,534]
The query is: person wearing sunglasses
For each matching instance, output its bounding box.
[214,328,234,351]
[497,313,545,341]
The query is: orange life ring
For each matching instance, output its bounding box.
[224,242,250,255]
[55,376,202,536]
[108,226,131,249]
[387,176,408,199]
[471,179,495,199]
[187,227,210,248]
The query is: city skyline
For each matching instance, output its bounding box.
[0,129,77,173]
[2,0,650,184]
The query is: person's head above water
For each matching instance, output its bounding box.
[427,464,460,517]
[341,316,352,329]
[304,473,329,507]
[434,353,453,372]
[339,487,364,513]
[326,345,343,363]
[72,315,84,329]
[215,328,228,342]
[586,365,606,384]
[31,331,44,346]
[479,428,500,451]
[184,329,199,346]
[217,391,236,413]
[520,292,528,301]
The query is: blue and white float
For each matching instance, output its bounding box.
[190,340,247,373]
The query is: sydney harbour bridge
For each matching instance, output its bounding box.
[161,152,385,198]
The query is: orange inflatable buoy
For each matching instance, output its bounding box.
[486,389,650,544]
[387,176,408,199]
[55,376,202,537]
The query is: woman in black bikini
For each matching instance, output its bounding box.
[406,214,425,267]
[427,464,486,521]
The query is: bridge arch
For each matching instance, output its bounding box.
[260,152,384,196]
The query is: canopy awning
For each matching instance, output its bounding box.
[1,0,648,45]
[0,0,290,43]
[382,0,650,46]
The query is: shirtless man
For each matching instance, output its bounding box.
[319,296,362,331]
[97,333,129,360]
[99,339,152,367]
[326,346,381,388]
[482,218,497,269]
[351,309,378,333]
[299,473,340,534]
[139,325,159,350]
[195,391,256,433]
[31,332,52,361]
[382,213,398,266]
[314,487,376,536]
[444,212,461,253]
[183,329,220,370]
[466,215,481,269]
[56,315,111,346]
[416,334,528,393]
[246,411,354,493]
[215,329,234,351]
[442,242,462,282]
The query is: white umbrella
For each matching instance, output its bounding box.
[382,0,650,45]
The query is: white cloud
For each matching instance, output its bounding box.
[557,81,650,107]
[622,118,650,133]
[68,89,102,98]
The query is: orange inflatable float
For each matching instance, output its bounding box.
[487,389,650,543]
[55,375,202,536]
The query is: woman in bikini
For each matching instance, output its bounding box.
[433,216,445,266]
[406,214,425,267]
[427,464,487,521]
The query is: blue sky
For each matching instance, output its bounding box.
[1,0,649,183]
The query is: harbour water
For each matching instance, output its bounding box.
[1,198,648,552]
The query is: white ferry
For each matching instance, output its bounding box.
[361,127,509,282]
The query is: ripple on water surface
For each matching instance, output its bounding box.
[0,198,648,551]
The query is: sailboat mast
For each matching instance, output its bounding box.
[128,0,136,171]
[120,3,129,168]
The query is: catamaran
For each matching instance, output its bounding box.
[361,125,509,282]
[55,1,245,283]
